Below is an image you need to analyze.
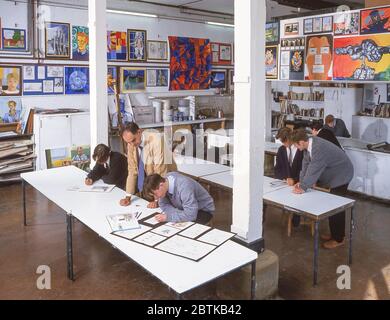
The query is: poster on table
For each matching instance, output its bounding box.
[169,36,211,90]
[64,66,89,94]
[107,31,127,61]
[72,26,89,61]
[0,66,22,96]
[333,34,390,81]
[304,34,333,81]
[23,65,64,95]
[360,6,390,35]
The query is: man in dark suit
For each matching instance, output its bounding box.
[86,144,128,190]
[311,123,342,149]
[275,127,304,227]
[324,114,351,138]
[291,130,354,249]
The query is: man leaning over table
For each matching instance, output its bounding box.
[290,130,354,250]
[119,122,177,208]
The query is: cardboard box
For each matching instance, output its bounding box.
[133,106,155,125]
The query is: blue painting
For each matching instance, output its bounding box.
[23,65,64,96]
[120,68,145,93]
[210,71,226,89]
[0,97,22,124]
[128,29,147,61]
[107,66,117,94]
[65,67,89,94]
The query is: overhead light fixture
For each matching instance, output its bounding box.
[207,21,234,28]
[106,9,158,18]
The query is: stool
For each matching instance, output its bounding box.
[287,212,315,237]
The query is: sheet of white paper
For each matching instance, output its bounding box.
[38,66,46,79]
[152,225,182,237]
[143,216,160,226]
[113,224,151,240]
[134,232,167,247]
[197,229,235,246]
[155,235,216,261]
[179,224,211,239]
[106,213,140,232]
[166,221,195,230]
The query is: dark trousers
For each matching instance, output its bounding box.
[329,184,349,242]
[196,210,213,225]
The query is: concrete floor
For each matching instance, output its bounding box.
[0,182,389,300]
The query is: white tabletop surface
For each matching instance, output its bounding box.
[21,166,257,294]
[175,155,232,178]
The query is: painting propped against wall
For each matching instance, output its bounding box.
[169,36,211,91]
[334,34,390,81]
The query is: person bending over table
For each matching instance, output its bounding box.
[119,122,177,207]
[143,172,215,224]
[291,130,354,249]
[274,127,304,227]
[324,114,351,138]
[311,123,342,149]
[85,144,128,190]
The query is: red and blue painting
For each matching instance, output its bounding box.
[169,36,211,91]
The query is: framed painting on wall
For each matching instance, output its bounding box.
[387,84,390,102]
[65,66,89,94]
[360,6,390,35]
[284,22,299,36]
[265,22,279,45]
[211,42,232,65]
[23,65,64,95]
[0,97,23,124]
[107,31,127,61]
[120,67,146,93]
[0,65,22,96]
[304,19,313,34]
[2,28,26,51]
[72,26,89,61]
[147,40,168,61]
[128,29,147,62]
[107,66,118,95]
[146,69,169,87]
[265,45,278,79]
[45,22,70,59]
[210,70,227,90]
[305,34,333,81]
[334,11,359,36]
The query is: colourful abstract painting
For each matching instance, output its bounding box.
[2,28,26,51]
[334,34,390,81]
[72,26,89,61]
[169,36,211,91]
[360,6,390,35]
[305,34,333,81]
[265,45,278,79]
[107,31,127,61]
[65,66,89,94]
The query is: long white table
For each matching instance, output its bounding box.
[21,166,258,298]
[196,169,356,286]
[175,155,232,179]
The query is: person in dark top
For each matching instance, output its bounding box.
[274,127,304,227]
[86,144,128,190]
[324,114,351,138]
[311,123,343,149]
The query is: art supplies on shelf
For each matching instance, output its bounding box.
[106,212,141,233]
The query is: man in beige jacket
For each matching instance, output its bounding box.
[119,122,177,207]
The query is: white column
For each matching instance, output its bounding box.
[231,0,265,246]
[88,0,108,151]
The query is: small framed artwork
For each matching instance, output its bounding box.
[0,65,22,96]
[146,69,169,87]
[23,65,64,95]
[360,6,390,35]
[265,45,278,79]
[284,22,299,36]
[280,65,290,80]
[322,16,333,32]
[265,22,279,44]
[120,67,146,93]
[210,70,227,90]
[107,66,118,94]
[304,19,313,34]
[387,84,390,102]
[147,40,168,61]
[72,26,89,61]
[2,28,26,51]
[45,22,71,59]
[64,66,89,95]
[219,44,232,62]
[313,17,323,33]
[280,51,290,66]
[128,29,147,62]
[107,31,127,61]
[229,69,234,94]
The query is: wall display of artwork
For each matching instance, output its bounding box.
[2,28,26,51]
[0,66,22,96]
[23,65,64,95]
[72,26,89,61]
[284,22,299,36]
[45,22,70,59]
[360,6,390,35]
[169,36,211,91]
[265,22,279,44]
[64,66,89,94]
[0,97,22,124]
[304,16,333,34]
[107,66,118,94]
[334,11,360,36]
[70,145,90,172]
[107,31,127,61]
[147,40,168,61]
[211,42,232,65]
[280,37,305,81]
[265,45,278,79]
[128,29,147,62]
[146,69,169,87]
[210,70,227,90]
[45,147,72,169]
[334,34,390,81]
[120,67,146,93]
[289,50,305,80]
[305,34,333,81]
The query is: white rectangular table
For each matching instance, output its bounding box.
[198,170,356,286]
[175,155,232,179]
[21,166,258,298]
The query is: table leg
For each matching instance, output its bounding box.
[22,180,27,226]
[251,261,256,300]
[349,207,355,266]
[313,221,319,286]
[66,213,74,281]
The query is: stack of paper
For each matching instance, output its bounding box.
[107,213,140,232]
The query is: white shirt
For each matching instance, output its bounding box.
[307,138,313,158]
[286,145,298,164]
[167,175,175,195]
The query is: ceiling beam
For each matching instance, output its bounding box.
[275,0,342,10]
